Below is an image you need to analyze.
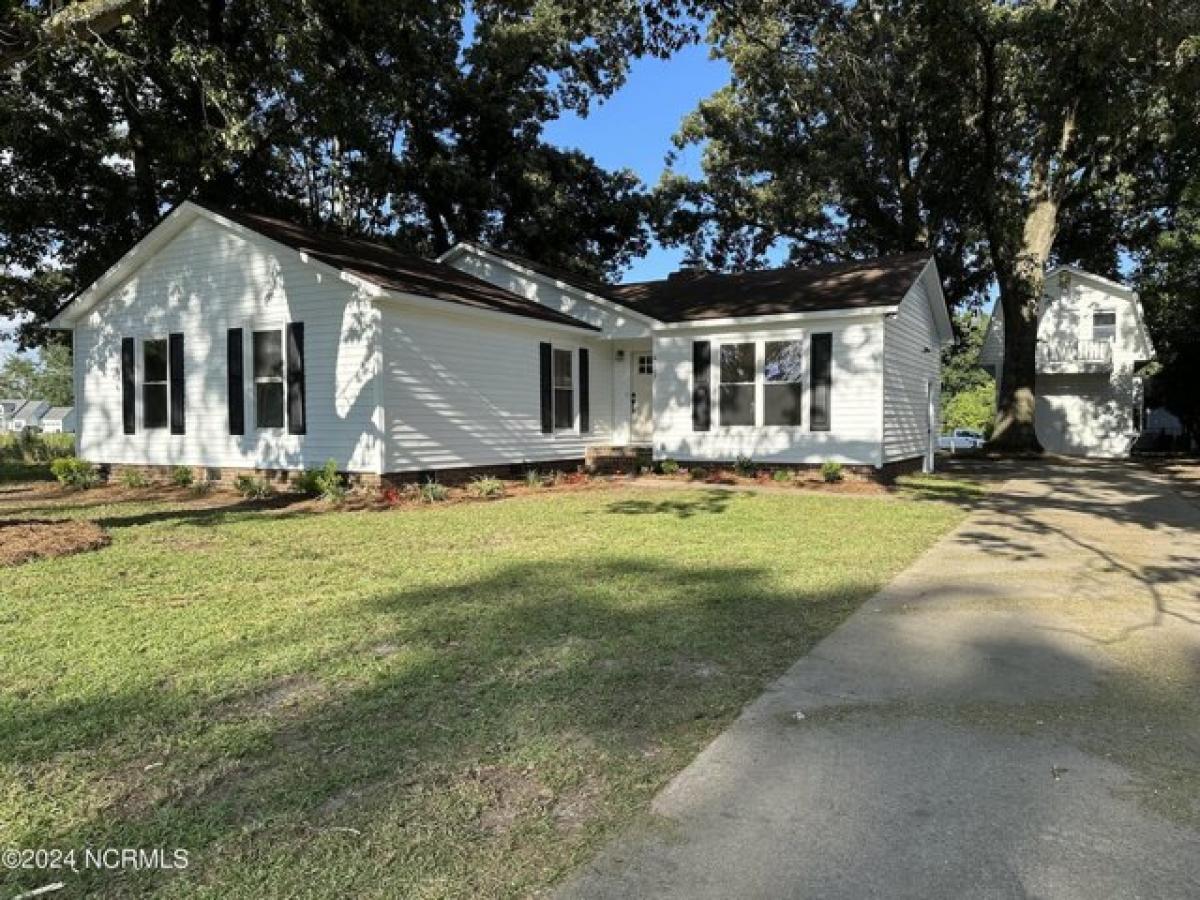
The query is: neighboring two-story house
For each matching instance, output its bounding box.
[979,267,1156,458]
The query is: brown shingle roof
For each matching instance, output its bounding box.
[200,205,599,331]
[605,253,934,322]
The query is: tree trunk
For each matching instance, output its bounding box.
[990,272,1042,451]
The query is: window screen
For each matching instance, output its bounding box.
[1093,310,1116,342]
[142,339,168,429]
[764,340,804,426]
[253,330,285,429]
[553,348,574,430]
[719,343,756,426]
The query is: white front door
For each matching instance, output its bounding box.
[631,352,654,443]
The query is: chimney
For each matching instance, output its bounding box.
[669,250,707,281]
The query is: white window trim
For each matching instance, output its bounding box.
[251,325,287,432]
[1091,307,1117,343]
[141,336,170,431]
[551,344,579,435]
[713,336,810,431]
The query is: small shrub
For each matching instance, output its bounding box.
[418,479,449,503]
[380,485,403,506]
[119,469,150,488]
[171,465,195,488]
[821,460,844,483]
[733,455,755,477]
[234,474,273,500]
[523,468,543,488]
[189,479,214,497]
[469,475,505,499]
[50,457,99,489]
[659,458,680,475]
[294,459,346,502]
[688,465,708,481]
[772,469,793,483]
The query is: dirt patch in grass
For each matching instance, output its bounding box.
[0,518,111,566]
[466,765,555,834]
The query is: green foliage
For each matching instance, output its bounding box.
[821,461,844,484]
[294,460,345,502]
[50,457,98,489]
[418,479,450,503]
[119,469,151,489]
[0,432,74,463]
[688,465,708,481]
[524,468,544,488]
[733,455,755,476]
[0,2,695,339]
[189,480,214,497]
[468,475,506,499]
[659,458,680,475]
[942,383,996,436]
[0,342,73,404]
[658,0,1200,448]
[171,466,195,488]
[771,468,793,483]
[233,474,273,501]
[1137,178,1200,446]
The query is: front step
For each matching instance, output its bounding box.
[585,445,653,474]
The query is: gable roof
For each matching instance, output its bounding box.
[51,202,599,332]
[606,252,936,323]
[41,406,74,421]
[197,205,599,331]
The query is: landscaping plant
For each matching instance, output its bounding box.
[119,469,150,489]
[233,474,273,500]
[49,457,99,489]
[171,466,195,488]
[469,475,505,499]
[821,461,844,484]
[659,458,680,475]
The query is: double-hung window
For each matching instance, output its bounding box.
[142,339,169,429]
[553,348,574,430]
[253,330,285,429]
[764,340,804,426]
[1092,309,1116,342]
[719,343,756,426]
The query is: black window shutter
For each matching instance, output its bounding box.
[692,340,711,432]
[168,332,185,435]
[227,328,244,435]
[286,322,306,435]
[121,337,136,434]
[578,348,590,433]
[810,333,832,431]
[539,342,553,434]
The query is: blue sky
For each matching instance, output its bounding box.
[543,43,730,282]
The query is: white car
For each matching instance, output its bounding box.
[938,428,986,452]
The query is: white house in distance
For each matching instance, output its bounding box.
[48,201,951,481]
[979,267,1155,457]
[39,406,76,434]
[7,400,50,433]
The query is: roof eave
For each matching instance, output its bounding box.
[441,242,662,328]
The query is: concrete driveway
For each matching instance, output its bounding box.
[563,460,1200,899]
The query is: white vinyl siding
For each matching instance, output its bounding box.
[882,275,942,463]
[444,248,653,339]
[380,302,612,472]
[651,318,886,465]
[74,215,383,472]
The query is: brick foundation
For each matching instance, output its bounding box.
[102,463,381,489]
[668,456,925,484]
[380,459,587,487]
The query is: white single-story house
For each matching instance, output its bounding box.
[7,400,50,433]
[39,406,76,434]
[979,267,1156,458]
[48,201,952,480]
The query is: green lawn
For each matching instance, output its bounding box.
[1,481,966,898]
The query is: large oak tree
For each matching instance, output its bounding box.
[0,0,698,344]
[661,0,1199,450]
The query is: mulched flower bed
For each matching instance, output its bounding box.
[1,518,111,567]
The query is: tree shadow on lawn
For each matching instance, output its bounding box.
[2,555,872,898]
[603,489,738,518]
